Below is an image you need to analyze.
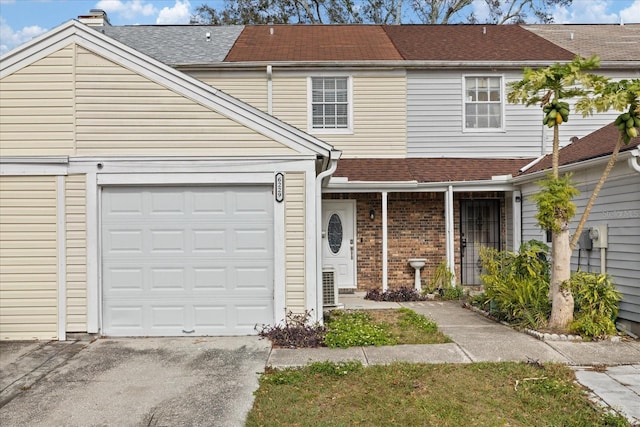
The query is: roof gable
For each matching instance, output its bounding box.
[523,24,640,62]
[0,20,336,159]
[382,25,575,61]
[225,25,403,62]
[523,123,640,174]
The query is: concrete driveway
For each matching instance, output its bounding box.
[0,337,271,426]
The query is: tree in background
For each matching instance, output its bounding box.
[191,0,572,25]
[508,57,640,331]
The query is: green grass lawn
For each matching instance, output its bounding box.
[323,308,451,348]
[247,361,629,426]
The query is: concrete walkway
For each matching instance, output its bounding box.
[267,296,640,424]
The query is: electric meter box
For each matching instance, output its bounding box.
[588,224,608,249]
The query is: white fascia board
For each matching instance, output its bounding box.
[97,172,274,186]
[324,179,516,193]
[68,157,318,175]
[511,151,635,185]
[1,20,334,159]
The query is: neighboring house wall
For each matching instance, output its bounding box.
[0,176,59,340]
[187,69,407,158]
[65,174,87,332]
[520,160,640,328]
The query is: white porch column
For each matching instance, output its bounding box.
[512,191,522,251]
[382,191,388,291]
[445,185,456,286]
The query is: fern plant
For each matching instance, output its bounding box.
[570,272,621,338]
[478,240,551,329]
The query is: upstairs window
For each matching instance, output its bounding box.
[464,76,503,131]
[309,77,351,132]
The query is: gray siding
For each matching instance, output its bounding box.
[520,161,640,324]
[407,69,638,159]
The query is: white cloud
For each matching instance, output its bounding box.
[0,16,47,55]
[552,0,619,24]
[156,0,191,24]
[94,0,157,20]
[620,0,640,23]
[470,0,491,22]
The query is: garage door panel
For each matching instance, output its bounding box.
[102,186,274,336]
[103,191,143,215]
[150,229,185,252]
[104,230,143,253]
[150,268,186,290]
[150,191,186,214]
[193,229,226,252]
[105,267,143,291]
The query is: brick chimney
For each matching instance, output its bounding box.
[78,9,111,27]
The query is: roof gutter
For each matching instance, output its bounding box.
[512,150,637,184]
[175,59,632,71]
[629,149,640,173]
[324,177,516,193]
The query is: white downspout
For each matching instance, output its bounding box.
[267,65,273,115]
[316,156,339,321]
[629,149,640,173]
[382,191,388,291]
[445,185,456,286]
[512,191,522,251]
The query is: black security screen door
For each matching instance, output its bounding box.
[460,200,500,285]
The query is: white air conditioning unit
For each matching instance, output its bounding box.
[322,268,339,307]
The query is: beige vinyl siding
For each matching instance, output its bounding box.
[0,45,75,157]
[272,70,406,158]
[65,174,86,332]
[185,70,268,112]
[75,47,293,156]
[284,172,306,312]
[0,176,58,340]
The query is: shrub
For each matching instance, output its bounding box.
[256,310,326,348]
[570,272,621,339]
[478,240,551,329]
[424,260,466,300]
[365,286,427,302]
[323,310,396,348]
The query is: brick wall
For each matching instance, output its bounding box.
[324,191,506,291]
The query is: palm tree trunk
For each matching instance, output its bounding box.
[569,135,625,251]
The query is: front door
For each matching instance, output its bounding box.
[322,200,356,289]
[460,199,501,285]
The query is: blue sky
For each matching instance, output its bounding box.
[1,0,639,54]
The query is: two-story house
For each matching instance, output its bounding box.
[1,10,638,340]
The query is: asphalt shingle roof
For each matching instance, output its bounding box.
[524,123,640,174]
[382,25,575,61]
[334,158,532,182]
[225,25,403,62]
[523,24,640,62]
[101,25,244,65]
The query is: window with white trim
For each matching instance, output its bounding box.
[464,76,503,130]
[310,77,350,131]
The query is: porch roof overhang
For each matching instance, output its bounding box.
[324,158,530,193]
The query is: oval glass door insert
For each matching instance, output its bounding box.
[328,213,343,254]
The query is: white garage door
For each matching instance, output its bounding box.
[101,186,274,336]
